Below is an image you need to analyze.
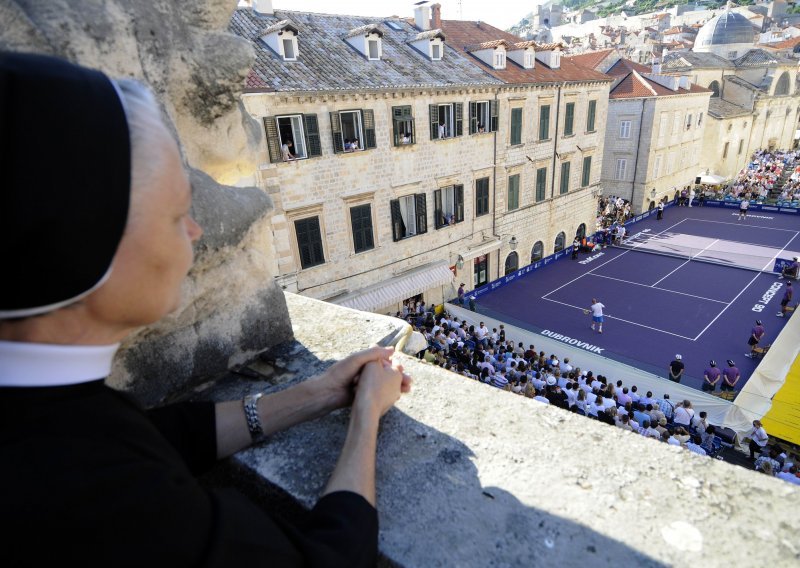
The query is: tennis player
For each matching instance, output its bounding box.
[588,298,605,334]
[738,198,749,221]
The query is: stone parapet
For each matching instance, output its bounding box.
[203,293,800,567]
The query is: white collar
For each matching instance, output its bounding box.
[0,340,119,387]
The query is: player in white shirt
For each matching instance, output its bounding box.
[588,298,605,333]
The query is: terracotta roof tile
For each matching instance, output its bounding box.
[610,69,712,99]
[464,39,511,51]
[566,49,615,70]
[439,19,611,84]
[769,35,800,50]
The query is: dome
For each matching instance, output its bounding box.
[694,11,754,50]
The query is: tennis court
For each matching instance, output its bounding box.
[473,205,800,391]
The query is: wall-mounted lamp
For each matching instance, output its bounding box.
[650,187,656,198]
[456,254,465,270]
[509,236,518,251]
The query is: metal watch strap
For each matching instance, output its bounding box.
[243,392,265,443]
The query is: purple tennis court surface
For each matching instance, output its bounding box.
[474,205,800,391]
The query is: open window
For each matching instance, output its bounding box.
[531,241,544,262]
[470,100,498,134]
[330,109,377,153]
[263,114,322,163]
[434,185,464,229]
[392,106,415,146]
[429,103,463,140]
[390,194,427,241]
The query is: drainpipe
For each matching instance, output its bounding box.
[493,90,500,280]
[630,97,647,211]
[550,82,563,198]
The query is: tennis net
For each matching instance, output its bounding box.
[613,231,782,273]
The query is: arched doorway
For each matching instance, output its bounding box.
[504,251,519,275]
[531,241,544,262]
[554,232,566,253]
[575,223,586,240]
[648,200,655,210]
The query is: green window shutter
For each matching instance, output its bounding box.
[490,100,498,132]
[303,114,322,158]
[434,189,443,229]
[587,100,596,132]
[564,102,575,136]
[469,102,478,134]
[536,168,547,201]
[392,106,401,146]
[582,156,592,187]
[329,111,343,153]
[263,116,282,163]
[362,109,377,149]
[295,217,325,269]
[560,162,571,194]
[350,204,374,253]
[415,193,427,234]
[455,185,464,222]
[508,174,519,210]
[390,199,403,241]
[455,103,463,137]
[429,104,439,140]
[476,178,489,216]
[539,105,550,140]
[510,108,522,145]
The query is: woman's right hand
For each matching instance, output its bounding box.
[352,358,410,419]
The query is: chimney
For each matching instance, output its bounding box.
[431,3,442,30]
[253,0,273,15]
[415,5,431,31]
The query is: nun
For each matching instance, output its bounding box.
[0,52,410,566]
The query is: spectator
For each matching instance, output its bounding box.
[685,435,708,456]
[755,447,781,474]
[691,411,709,433]
[748,420,769,460]
[777,465,800,485]
[280,139,296,162]
[674,400,695,428]
[700,425,716,454]
[657,394,675,422]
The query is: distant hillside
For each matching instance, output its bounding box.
[506,0,738,35]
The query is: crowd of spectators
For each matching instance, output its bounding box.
[402,306,800,484]
[597,195,632,229]
[723,149,799,202]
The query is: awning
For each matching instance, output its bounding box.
[332,261,455,313]
[463,237,502,260]
[696,173,727,184]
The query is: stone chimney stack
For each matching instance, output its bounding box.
[415,4,431,31]
[431,3,442,29]
[253,0,273,15]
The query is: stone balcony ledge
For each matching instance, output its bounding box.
[198,293,800,567]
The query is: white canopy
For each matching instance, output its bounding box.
[697,173,727,185]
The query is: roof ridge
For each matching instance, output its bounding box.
[631,70,659,96]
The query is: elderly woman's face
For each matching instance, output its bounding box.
[84,135,202,332]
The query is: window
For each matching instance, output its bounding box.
[564,102,575,136]
[330,109,377,153]
[738,139,744,155]
[672,111,681,135]
[554,232,566,253]
[474,255,488,287]
[614,159,627,181]
[727,50,737,59]
[470,100,497,134]
[282,38,297,60]
[429,103,463,139]
[494,51,506,69]
[698,112,703,126]
[368,39,380,60]
[560,162,570,194]
[263,114,322,163]
[504,252,519,275]
[510,108,522,145]
[535,167,547,201]
[507,174,520,210]
[581,156,592,187]
[539,105,551,141]
[775,72,790,96]
[434,185,464,228]
[392,106,415,146]
[686,113,692,130]
[525,52,534,68]
[390,194,427,241]
[531,241,544,262]
[476,177,490,217]
[295,217,325,269]
[350,204,374,253]
[667,152,675,174]
[658,112,668,143]
[586,100,597,132]
[432,43,442,60]
[576,223,586,240]
[723,142,729,159]
[619,120,632,139]
[653,154,662,178]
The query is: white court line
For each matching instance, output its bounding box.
[691,217,800,233]
[587,273,729,304]
[541,218,689,300]
[760,230,800,272]
[693,270,763,341]
[541,297,696,340]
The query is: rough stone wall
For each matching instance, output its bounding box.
[0,0,293,404]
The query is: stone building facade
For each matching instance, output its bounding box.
[230,5,611,313]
